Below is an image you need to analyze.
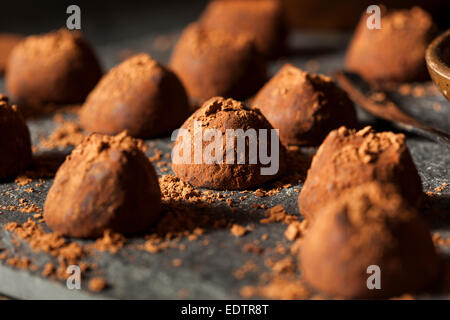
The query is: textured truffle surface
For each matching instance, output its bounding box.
[0,33,23,74]
[6,29,102,108]
[171,97,285,190]
[44,132,161,238]
[253,64,357,146]
[298,126,423,220]
[80,53,190,138]
[346,6,436,84]
[170,24,267,106]
[199,0,286,58]
[0,95,32,179]
[300,182,440,299]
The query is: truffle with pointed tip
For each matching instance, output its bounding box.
[0,95,32,179]
[199,0,287,58]
[298,126,423,220]
[300,182,440,299]
[170,24,267,107]
[44,132,161,238]
[80,53,190,138]
[346,6,437,84]
[6,29,102,108]
[253,64,357,146]
[171,97,285,190]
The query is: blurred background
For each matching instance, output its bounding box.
[1,0,449,40]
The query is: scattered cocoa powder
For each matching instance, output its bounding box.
[40,121,86,149]
[86,230,126,254]
[15,176,32,186]
[260,205,298,224]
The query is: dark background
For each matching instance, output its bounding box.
[1,0,449,44]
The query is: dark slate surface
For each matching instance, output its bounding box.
[0,10,449,299]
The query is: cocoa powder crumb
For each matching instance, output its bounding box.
[284,220,308,241]
[231,224,248,237]
[172,258,183,267]
[240,277,309,300]
[86,230,126,254]
[41,263,54,277]
[260,205,298,224]
[88,277,107,292]
[15,176,32,186]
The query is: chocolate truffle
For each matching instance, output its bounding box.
[346,6,437,84]
[300,182,440,299]
[252,64,357,146]
[80,53,190,138]
[298,126,423,220]
[6,29,102,107]
[170,23,267,106]
[199,0,286,58]
[0,33,23,74]
[0,95,32,179]
[44,132,161,238]
[171,97,285,190]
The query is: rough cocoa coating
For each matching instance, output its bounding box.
[300,182,440,299]
[0,33,23,74]
[253,64,357,146]
[346,6,437,84]
[6,29,102,108]
[298,126,423,220]
[199,0,287,58]
[44,132,161,238]
[170,23,267,107]
[0,95,32,179]
[171,97,285,190]
[80,53,190,138]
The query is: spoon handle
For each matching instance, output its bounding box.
[336,72,450,148]
[395,122,450,146]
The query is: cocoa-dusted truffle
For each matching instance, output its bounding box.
[44,132,161,238]
[170,23,267,106]
[199,0,286,58]
[80,53,190,138]
[298,126,423,220]
[346,6,436,84]
[0,33,23,74]
[6,28,102,108]
[253,64,357,146]
[0,95,32,179]
[300,182,440,299]
[171,97,285,190]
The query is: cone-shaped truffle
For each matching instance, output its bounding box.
[298,126,423,220]
[44,132,161,238]
[171,97,285,190]
[300,182,440,299]
[0,95,32,179]
[170,24,267,107]
[346,6,436,84]
[253,64,357,146]
[80,53,190,138]
[6,29,102,108]
[199,0,286,58]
